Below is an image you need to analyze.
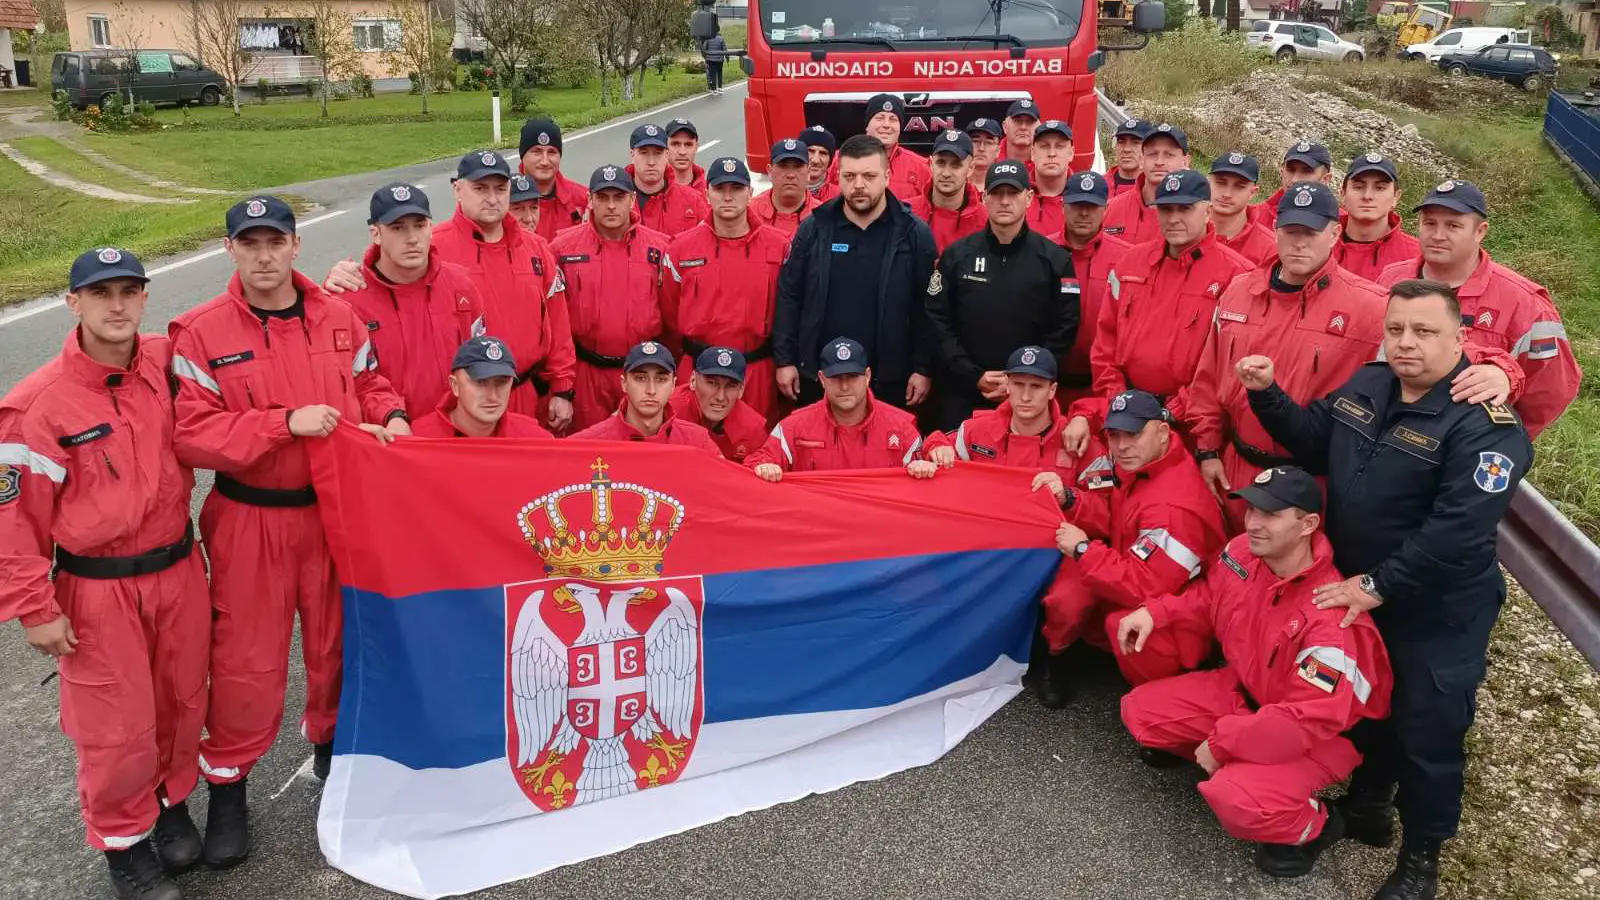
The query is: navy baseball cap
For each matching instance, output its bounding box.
[707,156,751,187]
[1210,151,1261,183]
[456,149,511,182]
[1004,345,1057,380]
[799,126,836,152]
[519,118,563,157]
[624,340,676,373]
[509,174,539,204]
[226,195,296,239]
[1114,118,1152,140]
[866,93,905,123]
[1284,140,1332,169]
[1144,122,1188,152]
[1064,170,1109,206]
[1277,182,1341,230]
[965,117,1003,138]
[932,129,974,159]
[1230,465,1323,514]
[695,346,747,382]
[1006,99,1039,120]
[1104,390,1170,433]
[986,160,1030,192]
[369,182,431,225]
[771,138,808,165]
[1034,119,1073,141]
[665,117,698,138]
[69,247,147,292]
[1415,178,1488,217]
[629,123,668,150]
[451,336,518,380]
[1153,169,1211,206]
[588,164,635,194]
[820,337,868,376]
[1346,151,1399,183]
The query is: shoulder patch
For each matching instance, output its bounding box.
[1474,451,1515,493]
[1220,550,1249,581]
[647,247,663,265]
[0,464,19,504]
[58,423,113,448]
[1481,402,1518,426]
[531,256,544,277]
[1298,656,1341,693]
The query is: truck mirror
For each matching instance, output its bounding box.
[1132,1,1166,33]
[740,54,754,76]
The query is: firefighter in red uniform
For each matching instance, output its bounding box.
[1032,389,1227,706]
[570,341,722,455]
[820,94,932,202]
[552,165,674,431]
[662,156,787,420]
[1251,140,1333,230]
[909,129,987,252]
[1108,118,1149,200]
[1025,120,1074,238]
[1378,179,1579,438]
[1208,153,1277,266]
[1101,122,1191,246]
[668,346,770,461]
[748,139,820,239]
[169,196,408,868]
[964,118,1003,190]
[628,123,710,238]
[799,126,836,198]
[338,182,486,419]
[1059,171,1130,402]
[1335,153,1419,281]
[665,117,708,191]
[2,249,210,900]
[409,336,554,438]
[518,118,589,242]
[748,338,929,478]
[1000,98,1039,169]
[1117,466,1392,878]
[508,175,540,234]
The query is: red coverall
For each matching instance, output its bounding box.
[519,171,589,243]
[668,384,769,461]
[818,143,932,203]
[409,397,554,438]
[628,166,710,238]
[909,184,989,252]
[745,397,924,472]
[1333,212,1419,282]
[1249,188,1285,230]
[1062,231,1131,401]
[550,213,674,431]
[1217,222,1277,267]
[748,191,819,240]
[0,332,209,850]
[1025,192,1068,242]
[1101,178,1162,246]
[661,222,787,420]
[431,211,576,418]
[1119,533,1393,846]
[678,163,708,193]
[569,402,724,456]
[169,272,406,782]
[1107,170,1141,201]
[1380,251,1580,438]
[340,244,485,419]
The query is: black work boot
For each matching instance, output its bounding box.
[149,799,202,873]
[1139,747,1189,769]
[1255,804,1346,878]
[1372,841,1441,900]
[105,839,182,900]
[1337,786,1398,847]
[202,778,249,870]
[313,740,334,781]
[1034,650,1073,709]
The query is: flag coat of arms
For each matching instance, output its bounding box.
[309,429,1061,899]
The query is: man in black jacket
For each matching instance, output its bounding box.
[926,160,1078,430]
[774,134,939,408]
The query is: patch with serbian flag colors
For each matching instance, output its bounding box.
[1297,653,1342,693]
[308,429,1060,899]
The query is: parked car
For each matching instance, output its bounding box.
[1402,26,1530,63]
[51,49,226,110]
[1438,42,1559,91]
[1247,21,1366,63]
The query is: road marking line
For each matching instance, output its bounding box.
[696,139,723,155]
[271,756,315,800]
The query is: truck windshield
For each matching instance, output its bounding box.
[758,0,1084,48]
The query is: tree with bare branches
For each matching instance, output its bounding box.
[569,0,678,102]
[456,0,545,88]
[188,0,255,115]
[389,0,453,113]
[295,0,364,117]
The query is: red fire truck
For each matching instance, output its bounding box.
[737,0,1165,173]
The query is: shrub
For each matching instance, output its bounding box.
[50,89,75,121]
[1099,19,1262,101]
[351,73,375,99]
[257,77,271,104]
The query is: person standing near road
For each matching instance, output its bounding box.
[747,138,819,239]
[169,196,408,869]
[908,129,987,252]
[1101,123,1192,247]
[701,32,729,95]
[628,123,711,238]
[1240,279,1533,900]
[668,346,770,461]
[1058,171,1130,402]
[1107,118,1150,200]
[818,94,932,203]
[963,118,1003,191]
[517,118,589,242]
[665,118,708,191]
[409,336,554,438]
[1,248,211,900]
[570,341,723,455]
[799,125,836,198]
[773,135,938,410]
[1024,120,1074,239]
[1207,153,1277,266]
[1251,141,1333,230]
[1334,153,1419,281]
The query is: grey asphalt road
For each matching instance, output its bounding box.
[0,84,1393,900]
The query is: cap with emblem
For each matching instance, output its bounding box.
[1275,182,1340,230]
[665,117,698,138]
[985,160,1031,192]
[1210,151,1260,183]
[1153,168,1211,206]
[695,346,747,382]
[932,129,974,159]
[518,118,563,157]
[588,164,636,194]
[1004,345,1057,380]
[1345,151,1398,184]
[1104,389,1170,433]
[1114,118,1152,140]
[706,156,751,187]
[865,93,905,124]
[451,336,518,381]
[1005,99,1039,120]
[1229,465,1323,514]
[625,341,677,373]
[798,126,837,153]
[964,117,1003,138]
[1064,170,1109,207]
[368,181,431,225]
[69,247,148,292]
[509,174,539,204]
[1033,119,1073,142]
[226,195,296,239]
[455,149,511,182]
[1414,178,1488,218]
[1143,122,1188,152]
[820,336,868,376]
[1283,140,1332,169]
[629,123,668,150]
[770,138,808,165]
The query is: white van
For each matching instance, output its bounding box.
[1404,27,1532,63]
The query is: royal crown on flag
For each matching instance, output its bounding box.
[517,457,685,581]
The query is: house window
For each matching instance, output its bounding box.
[352,19,401,51]
[89,15,112,48]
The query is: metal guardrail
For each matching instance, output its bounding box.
[1545,92,1600,188]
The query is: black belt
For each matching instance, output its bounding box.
[573,342,628,369]
[682,337,774,364]
[516,363,549,394]
[1231,435,1295,469]
[56,528,194,580]
[215,473,317,508]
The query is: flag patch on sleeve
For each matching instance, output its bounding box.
[1298,656,1341,693]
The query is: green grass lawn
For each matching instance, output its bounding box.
[0,87,47,109]
[8,135,186,199]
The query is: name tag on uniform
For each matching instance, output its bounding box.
[1105,226,1126,235]
[831,243,850,253]
[1220,550,1249,580]
[1391,426,1440,452]
[961,274,988,284]
[209,350,255,369]
[1219,309,1248,324]
[1332,397,1374,425]
[560,254,589,263]
[59,423,113,447]
[970,444,996,458]
[679,258,708,269]
[796,439,825,449]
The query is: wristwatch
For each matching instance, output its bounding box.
[1360,574,1383,600]
[1195,449,1219,462]
[1072,540,1091,560]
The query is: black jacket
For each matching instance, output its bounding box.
[1250,357,1533,635]
[925,223,1077,400]
[773,193,939,386]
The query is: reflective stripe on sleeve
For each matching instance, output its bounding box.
[1295,646,1373,704]
[902,435,922,466]
[470,315,487,338]
[549,269,566,297]
[352,341,377,376]
[1135,527,1203,579]
[954,423,970,461]
[1107,270,1121,301]
[772,424,793,465]
[0,443,67,483]
[1511,320,1568,361]
[171,354,222,396]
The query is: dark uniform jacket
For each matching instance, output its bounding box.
[1249,357,1532,636]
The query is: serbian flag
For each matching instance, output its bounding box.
[309,426,1061,899]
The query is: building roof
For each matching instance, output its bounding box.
[0,0,39,31]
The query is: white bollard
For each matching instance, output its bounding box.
[492,90,502,146]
